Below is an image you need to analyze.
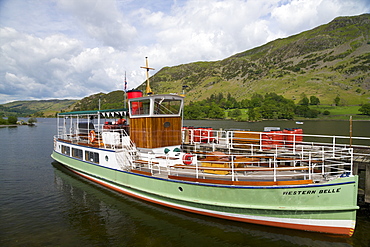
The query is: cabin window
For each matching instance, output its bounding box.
[154,98,181,115]
[72,148,83,159]
[61,145,70,156]
[130,99,150,116]
[85,151,99,164]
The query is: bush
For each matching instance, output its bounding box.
[359,103,370,115]
[0,117,7,125]
[28,117,38,124]
[323,110,330,115]
[8,116,18,124]
[334,96,340,106]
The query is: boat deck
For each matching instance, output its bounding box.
[55,124,359,187]
[127,146,350,186]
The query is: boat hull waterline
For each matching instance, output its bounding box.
[52,150,357,236]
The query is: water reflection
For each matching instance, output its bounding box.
[52,162,359,247]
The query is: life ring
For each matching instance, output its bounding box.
[182,153,193,165]
[89,130,96,143]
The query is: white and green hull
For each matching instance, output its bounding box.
[52,150,358,236]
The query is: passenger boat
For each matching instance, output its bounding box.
[51,62,358,237]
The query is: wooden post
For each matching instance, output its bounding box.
[366,164,370,204]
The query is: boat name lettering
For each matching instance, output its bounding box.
[282,188,341,196]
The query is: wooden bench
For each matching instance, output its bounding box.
[232,131,260,145]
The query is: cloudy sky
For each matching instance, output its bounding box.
[0,0,369,104]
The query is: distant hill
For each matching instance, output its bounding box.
[140,14,370,105]
[0,91,126,117]
[0,99,77,117]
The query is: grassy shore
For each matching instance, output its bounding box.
[304,105,370,120]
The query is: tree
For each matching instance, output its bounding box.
[8,116,17,124]
[250,93,263,108]
[299,96,309,106]
[309,96,320,105]
[295,106,318,118]
[208,103,225,119]
[0,117,7,125]
[259,93,295,120]
[229,109,242,118]
[359,103,370,115]
[334,95,340,106]
[248,108,261,121]
[28,117,38,125]
[239,99,250,108]
[308,109,319,118]
[184,102,206,119]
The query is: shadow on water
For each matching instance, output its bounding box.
[51,161,370,247]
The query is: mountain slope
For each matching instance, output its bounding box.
[143,14,370,105]
[71,91,126,111]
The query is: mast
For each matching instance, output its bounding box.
[140,57,155,95]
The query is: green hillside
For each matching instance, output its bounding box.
[72,91,126,111]
[143,14,370,106]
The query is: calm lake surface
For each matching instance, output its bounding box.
[1,118,369,247]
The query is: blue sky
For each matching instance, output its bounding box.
[0,0,369,104]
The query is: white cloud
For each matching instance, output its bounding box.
[132,0,275,65]
[0,0,369,104]
[57,0,137,50]
[271,0,370,35]
[0,27,133,101]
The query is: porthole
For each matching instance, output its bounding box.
[178,187,183,192]
[105,155,109,162]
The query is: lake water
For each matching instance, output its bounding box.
[1,118,369,247]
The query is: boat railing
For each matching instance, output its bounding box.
[182,128,370,158]
[56,124,135,151]
[166,147,354,184]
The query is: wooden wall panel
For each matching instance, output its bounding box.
[130,117,182,148]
